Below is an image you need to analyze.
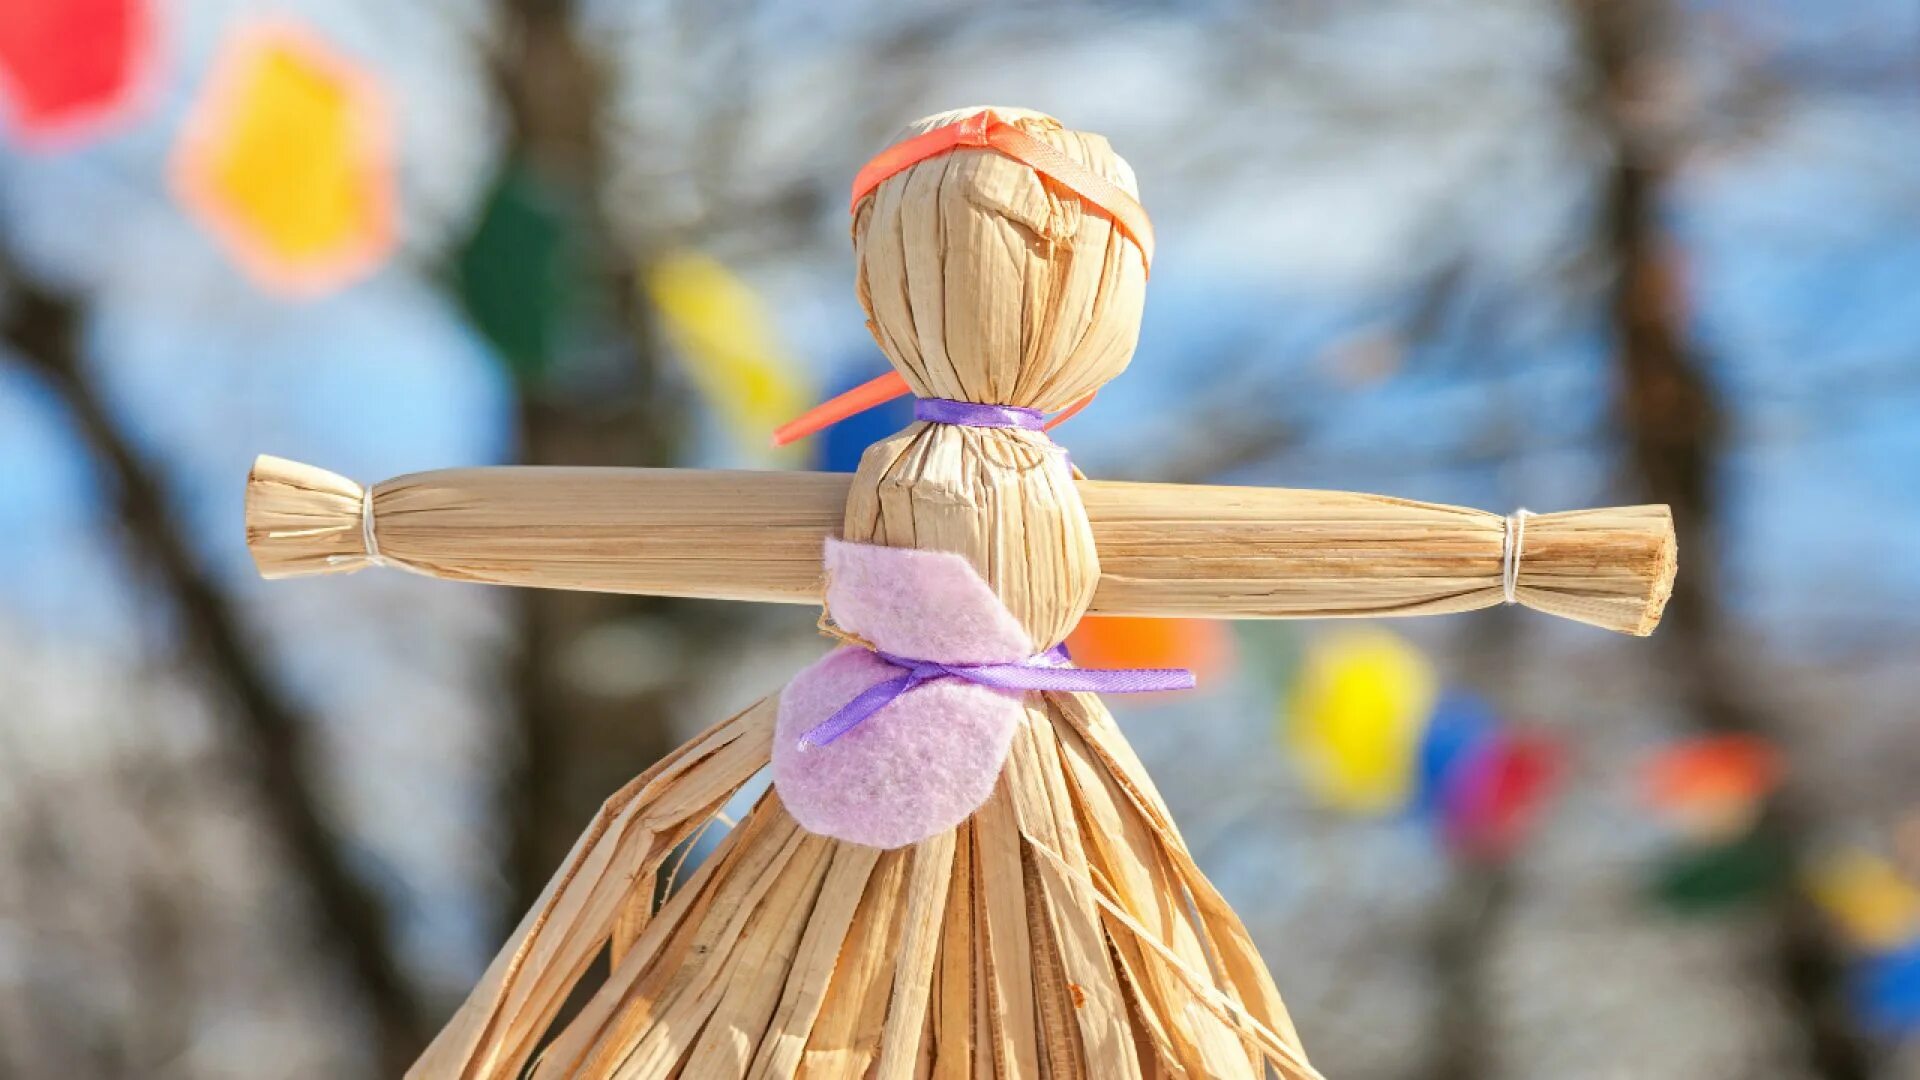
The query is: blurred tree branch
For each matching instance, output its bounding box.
[0,259,428,1074]
[1573,2,1878,1076]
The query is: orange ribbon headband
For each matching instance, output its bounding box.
[849,109,1155,267]
[776,112,1142,447]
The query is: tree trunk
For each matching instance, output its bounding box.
[1573,3,1876,1076]
[488,0,728,928]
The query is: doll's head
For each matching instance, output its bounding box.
[850,107,1149,411]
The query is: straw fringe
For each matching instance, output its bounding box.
[408,697,775,1080]
[411,689,1322,1079]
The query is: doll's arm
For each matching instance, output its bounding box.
[247,457,1673,635]
[1080,480,1673,636]
[245,456,846,603]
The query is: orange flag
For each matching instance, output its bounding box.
[1066,616,1234,684]
[1639,734,1782,841]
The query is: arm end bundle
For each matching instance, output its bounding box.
[244,455,373,579]
[1516,504,1677,636]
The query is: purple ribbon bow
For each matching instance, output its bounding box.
[797,643,1196,748]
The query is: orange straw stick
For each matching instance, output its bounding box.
[771,371,910,447]
[1044,393,1096,431]
[776,378,1096,447]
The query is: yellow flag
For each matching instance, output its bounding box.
[646,252,811,458]
[173,22,393,294]
[1284,629,1437,814]
[1808,850,1920,951]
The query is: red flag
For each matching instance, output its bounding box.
[1443,731,1564,862]
[0,0,154,147]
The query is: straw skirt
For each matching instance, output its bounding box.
[410,691,1319,1080]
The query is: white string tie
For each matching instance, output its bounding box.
[360,486,390,569]
[1501,508,1533,605]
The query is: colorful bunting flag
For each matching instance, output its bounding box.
[1648,828,1790,915]
[1414,690,1497,819]
[1853,939,1920,1035]
[1282,629,1436,814]
[1809,850,1920,953]
[1639,733,1782,842]
[1806,844,1920,1036]
[458,163,573,381]
[0,0,153,148]
[172,21,394,295]
[645,251,811,458]
[1066,616,1235,686]
[1439,730,1563,862]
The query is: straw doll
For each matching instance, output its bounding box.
[245,107,1677,1079]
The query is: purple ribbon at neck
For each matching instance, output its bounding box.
[914,396,1074,473]
[797,643,1196,749]
[914,397,1046,431]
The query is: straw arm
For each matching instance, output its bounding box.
[246,457,1674,635]
[1082,479,1674,636]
